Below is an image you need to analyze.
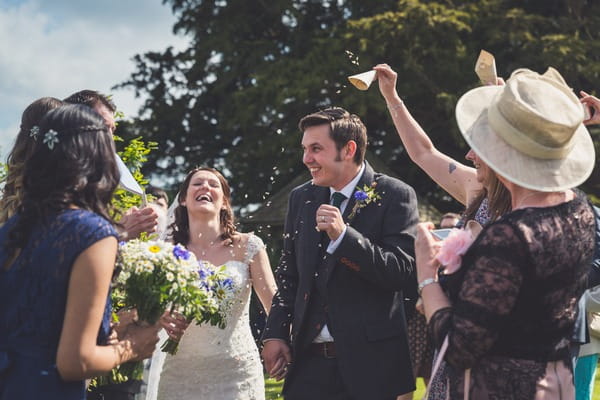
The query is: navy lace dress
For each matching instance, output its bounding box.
[0,209,117,400]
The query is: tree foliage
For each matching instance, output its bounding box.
[111,132,159,218]
[118,0,600,211]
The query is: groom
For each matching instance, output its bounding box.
[262,107,419,399]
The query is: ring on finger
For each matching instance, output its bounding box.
[320,215,326,222]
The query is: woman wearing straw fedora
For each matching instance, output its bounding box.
[415,67,597,399]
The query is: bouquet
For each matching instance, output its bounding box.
[160,260,236,354]
[114,239,203,326]
[108,239,232,382]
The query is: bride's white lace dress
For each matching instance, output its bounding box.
[154,234,266,400]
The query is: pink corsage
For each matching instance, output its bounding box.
[435,228,475,274]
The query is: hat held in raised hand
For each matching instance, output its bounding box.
[455,67,595,192]
[348,70,377,91]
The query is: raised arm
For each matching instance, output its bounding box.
[374,64,481,206]
[56,236,160,380]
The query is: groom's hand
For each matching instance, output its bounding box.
[316,205,345,241]
[262,340,292,380]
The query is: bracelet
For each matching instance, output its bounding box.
[418,277,438,295]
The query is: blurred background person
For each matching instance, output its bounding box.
[439,212,460,229]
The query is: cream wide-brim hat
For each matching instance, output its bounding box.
[455,67,595,192]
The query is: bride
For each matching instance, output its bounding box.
[154,167,277,400]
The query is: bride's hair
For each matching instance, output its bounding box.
[171,167,237,246]
[3,104,120,269]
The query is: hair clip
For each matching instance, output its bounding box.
[29,126,40,140]
[43,129,59,150]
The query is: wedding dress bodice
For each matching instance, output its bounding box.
[155,234,266,400]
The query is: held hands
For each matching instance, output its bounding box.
[316,204,345,241]
[261,340,292,381]
[580,91,600,125]
[415,222,442,283]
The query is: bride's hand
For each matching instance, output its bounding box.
[160,311,190,341]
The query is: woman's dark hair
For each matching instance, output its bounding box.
[171,167,237,246]
[463,173,511,223]
[0,97,64,223]
[3,104,120,269]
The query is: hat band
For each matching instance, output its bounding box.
[487,104,575,160]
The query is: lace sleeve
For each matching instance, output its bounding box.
[429,222,527,370]
[243,234,266,265]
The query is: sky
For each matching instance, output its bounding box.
[0,0,189,162]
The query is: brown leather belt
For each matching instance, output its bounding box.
[310,342,336,358]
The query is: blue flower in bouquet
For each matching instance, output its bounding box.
[173,244,192,260]
[196,261,236,316]
[222,277,234,289]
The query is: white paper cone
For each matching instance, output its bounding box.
[348,70,377,91]
[474,50,497,85]
[116,154,146,206]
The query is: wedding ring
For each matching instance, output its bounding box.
[320,215,325,222]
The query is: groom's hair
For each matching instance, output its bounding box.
[298,107,367,165]
[63,89,116,113]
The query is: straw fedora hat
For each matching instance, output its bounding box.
[455,67,595,192]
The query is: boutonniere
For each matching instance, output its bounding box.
[347,182,381,220]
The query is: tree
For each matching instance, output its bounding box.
[119,0,599,211]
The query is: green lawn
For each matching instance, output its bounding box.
[266,374,600,399]
[265,377,426,399]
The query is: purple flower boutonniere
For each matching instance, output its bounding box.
[347,182,381,220]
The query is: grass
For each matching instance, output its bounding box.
[266,372,600,399]
[265,376,426,399]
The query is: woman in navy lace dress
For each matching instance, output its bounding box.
[0,104,160,400]
[416,67,596,399]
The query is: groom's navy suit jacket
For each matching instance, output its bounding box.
[263,162,419,399]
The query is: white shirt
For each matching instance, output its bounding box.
[314,162,365,343]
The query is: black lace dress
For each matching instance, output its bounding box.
[429,192,596,399]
